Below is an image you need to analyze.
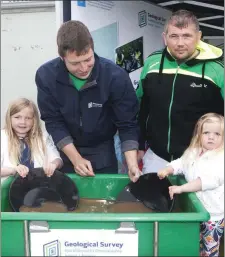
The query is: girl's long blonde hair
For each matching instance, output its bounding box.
[183,112,224,158]
[4,98,46,165]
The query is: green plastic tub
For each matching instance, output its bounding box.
[1,174,209,256]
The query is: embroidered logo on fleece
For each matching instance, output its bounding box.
[190,82,207,88]
[88,102,103,108]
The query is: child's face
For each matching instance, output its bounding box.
[11,107,34,137]
[201,121,223,152]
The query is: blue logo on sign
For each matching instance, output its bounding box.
[77,1,86,7]
[43,240,60,256]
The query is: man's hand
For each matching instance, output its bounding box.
[62,143,95,177]
[168,185,182,200]
[124,150,142,183]
[128,165,142,183]
[15,164,29,178]
[74,157,95,177]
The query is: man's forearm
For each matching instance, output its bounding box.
[124,150,139,169]
[181,178,202,193]
[61,143,82,166]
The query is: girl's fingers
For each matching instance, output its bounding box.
[44,164,56,177]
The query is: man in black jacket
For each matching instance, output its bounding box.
[35,20,141,182]
[137,10,224,172]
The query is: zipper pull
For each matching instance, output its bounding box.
[80,117,82,127]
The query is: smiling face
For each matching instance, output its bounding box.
[63,48,95,79]
[11,107,34,138]
[163,23,201,62]
[201,120,223,152]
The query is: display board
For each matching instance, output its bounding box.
[71,0,171,88]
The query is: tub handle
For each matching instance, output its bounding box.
[24,220,31,257]
[29,221,49,233]
[154,221,159,257]
[115,222,137,234]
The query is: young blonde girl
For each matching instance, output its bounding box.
[158,113,224,257]
[1,98,63,183]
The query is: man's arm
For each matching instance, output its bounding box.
[62,144,94,176]
[110,69,139,150]
[138,91,150,151]
[124,150,142,182]
[135,54,151,104]
[35,68,73,148]
[215,59,224,99]
[35,68,94,176]
[136,57,152,152]
[110,69,141,181]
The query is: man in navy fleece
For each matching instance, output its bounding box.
[35,20,141,182]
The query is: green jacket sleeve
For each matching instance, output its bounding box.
[136,58,151,103]
[136,57,152,150]
[216,60,224,99]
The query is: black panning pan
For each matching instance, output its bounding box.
[116,173,175,212]
[9,168,79,212]
[23,187,62,208]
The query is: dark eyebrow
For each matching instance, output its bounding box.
[69,56,92,65]
[68,61,79,65]
[169,33,193,37]
[183,33,192,36]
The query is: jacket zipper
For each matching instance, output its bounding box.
[167,65,180,158]
[79,112,83,136]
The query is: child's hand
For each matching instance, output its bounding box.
[43,162,57,177]
[168,185,182,200]
[157,168,169,179]
[15,165,29,178]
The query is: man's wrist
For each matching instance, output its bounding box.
[128,164,139,170]
[71,154,82,167]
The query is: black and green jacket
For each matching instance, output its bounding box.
[137,40,224,161]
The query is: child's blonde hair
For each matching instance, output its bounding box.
[4,98,46,165]
[184,112,224,157]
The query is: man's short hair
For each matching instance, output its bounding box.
[57,20,94,57]
[164,10,200,33]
